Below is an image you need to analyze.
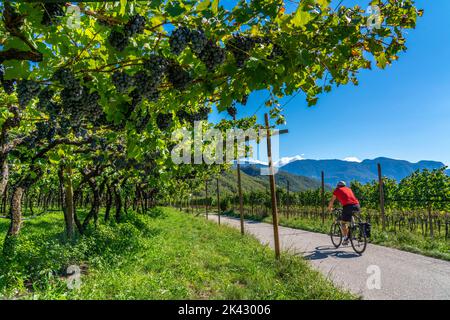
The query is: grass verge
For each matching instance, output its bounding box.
[0,207,355,300]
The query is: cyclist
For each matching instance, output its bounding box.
[328,181,360,245]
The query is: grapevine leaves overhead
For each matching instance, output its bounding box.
[0,0,422,181]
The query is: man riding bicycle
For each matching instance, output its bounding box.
[328,181,360,245]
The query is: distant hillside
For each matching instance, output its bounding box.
[281,157,447,185]
[196,166,323,197]
[239,164,328,191]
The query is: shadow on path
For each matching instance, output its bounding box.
[303,245,361,261]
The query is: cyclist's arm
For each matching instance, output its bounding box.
[327,195,336,212]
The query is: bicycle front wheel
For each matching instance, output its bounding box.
[350,226,367,255]
[330,223,342,248]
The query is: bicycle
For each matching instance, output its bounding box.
[330,208,369,255]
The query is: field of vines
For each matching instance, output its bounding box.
[184,167,450,259]
[0,0,424,298]
[208,168,450,238]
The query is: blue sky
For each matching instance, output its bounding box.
[210,0,450,166]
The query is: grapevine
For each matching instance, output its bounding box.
[169,27,191,55]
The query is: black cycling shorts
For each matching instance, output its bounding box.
[340,204,360,222]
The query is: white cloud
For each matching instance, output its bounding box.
[237,158,268,165]
[343,157,362,163]
[275,155,305,167]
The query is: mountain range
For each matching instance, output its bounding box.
[238,157,448,186]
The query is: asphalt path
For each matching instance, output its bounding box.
[207,214,450,300]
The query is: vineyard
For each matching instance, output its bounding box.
[185,167,450,260]
[0,0,424,299]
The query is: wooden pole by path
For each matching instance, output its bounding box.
[205,179,208,219]
[286,180,290,219]
[265,113,281,260]
[378,163,386,231]
[216,177,221,225]
[321,171,325,224]
[233,114,245,235]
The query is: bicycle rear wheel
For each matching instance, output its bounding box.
[330,223,342,248]
[350,225,367,255]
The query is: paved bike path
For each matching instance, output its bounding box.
[207,214,450,300]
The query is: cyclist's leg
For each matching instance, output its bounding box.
[340,205,354,240]
[340,221,349,238]
[339,206,352,239]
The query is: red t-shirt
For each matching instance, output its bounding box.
[333,186,359,206]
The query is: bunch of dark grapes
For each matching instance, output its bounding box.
[198,40,226,72]
[108,30,130,52]
[227,106,237,118]
[176,109,190,124]
[2,79,15,94]
[7,105,21,128]
[129,89,143,111]
[132,71,159,104]
[143,54,168,85]
[35,121,50,141]
[58,116,71,136]
[156,113,172,131]
[226,35,259,68]
[60,85,83,110]
[143,87,160,102]
[74,127,88,139]
[52,68,80,89]
[134,69,160,100]
[41,3,65,26]
[169,26,191,55]
[54,68,102,120]
[79,88,103,120]
[189,29,208,55]
[47,124,56,143]
[124,14,146,37]
[46,102,61,115]
[193,106,210,122]
[112,71,133,93]
[108,15,146,51]
[167,62,192,90]
[36,86,55,111]
[17,80,41,108]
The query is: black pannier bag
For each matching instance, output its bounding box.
[362,222,371,238]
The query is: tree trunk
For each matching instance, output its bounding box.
[0,155,9,197]
[64,167,75,237]
[7,185,24,236]
[104,184,112,222]
[114,186,122,222]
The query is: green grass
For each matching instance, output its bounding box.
[222,210,450,261]
[0,207,354,300]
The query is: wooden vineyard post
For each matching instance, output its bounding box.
[286,180,290,219]
[233,114,245,235]
[205,179,208,219]
[321,171,325,224]
[216,177,221,225]
[378,163,386,231]
[264,113,281,260]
